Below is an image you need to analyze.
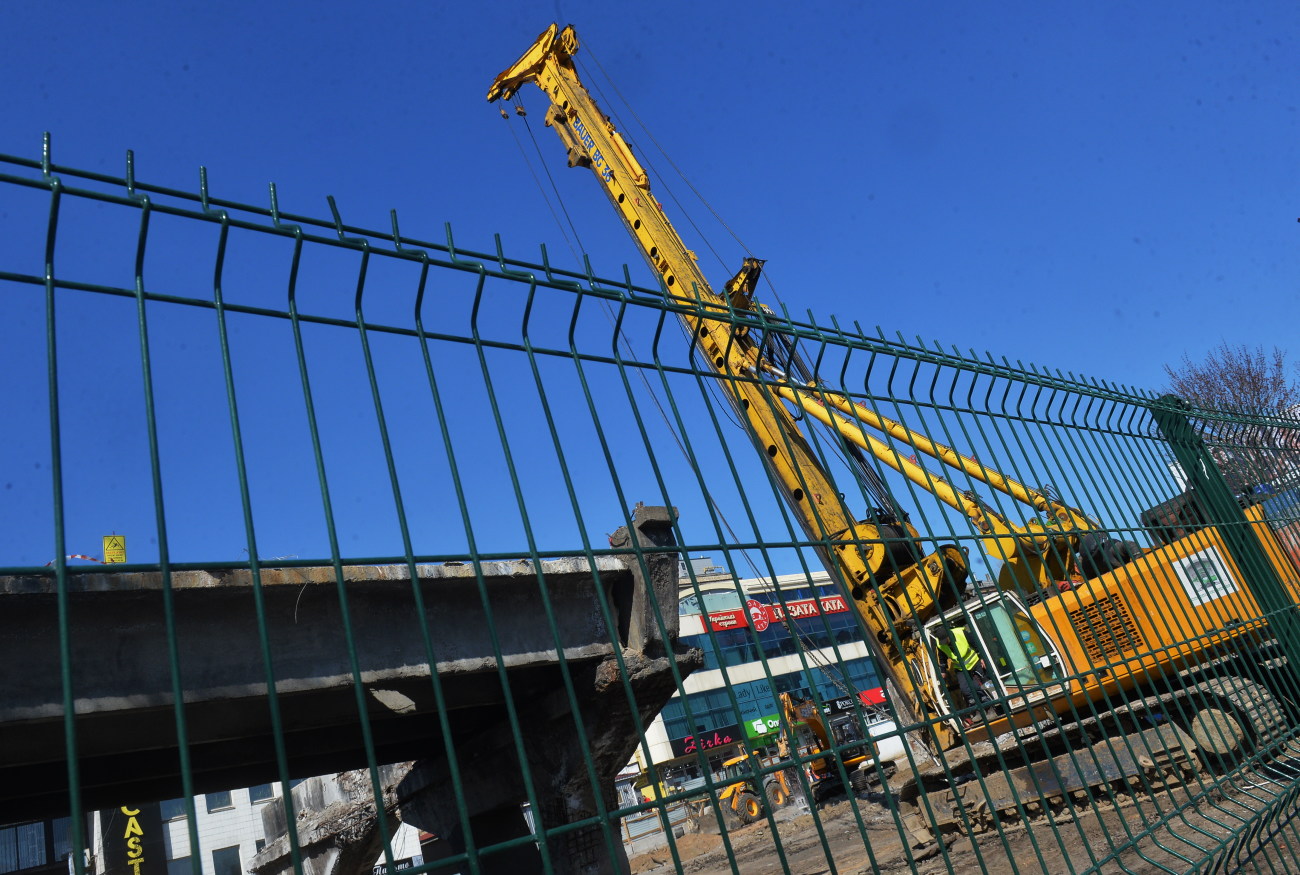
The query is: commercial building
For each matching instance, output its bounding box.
[0,818,76,875]
[632,560,899,789]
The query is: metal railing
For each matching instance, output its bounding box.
[3,139,1300,875]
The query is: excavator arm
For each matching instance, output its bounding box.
[491,24,968,748]
[773,383,1101,598]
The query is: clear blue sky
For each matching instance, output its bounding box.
[3,1,1298,567]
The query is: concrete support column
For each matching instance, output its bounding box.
[252,766,412,875]
[397,505,700,875]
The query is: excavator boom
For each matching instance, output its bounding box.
[775,383,1099,596]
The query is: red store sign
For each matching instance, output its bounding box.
[707,609,749,632]
[706,594,850,631]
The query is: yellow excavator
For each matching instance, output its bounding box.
[490,24,1300,842]
[776,692,878,803]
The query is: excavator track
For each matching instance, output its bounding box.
[895,671,1293,846]
[1181,673,1290,757]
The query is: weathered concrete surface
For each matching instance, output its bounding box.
[400,504,694,875]
[248,505,703,875]
[252,767,412,875]
[0,505,699,837]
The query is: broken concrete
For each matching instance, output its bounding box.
[249,505,702,875]
[0,505,699,838]
[252,766,412,875]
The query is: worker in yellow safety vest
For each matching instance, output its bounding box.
[933,626,992,723]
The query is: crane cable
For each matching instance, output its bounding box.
[503,108,587,265]
[569,53,779,466]
[578,47,805,334]
[576,46,850,519]
[572,51,846,481]
[578,49,754,267]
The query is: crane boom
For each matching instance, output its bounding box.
[490,24,968,744]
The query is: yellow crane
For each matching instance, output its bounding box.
[490,22,972,747]
[490,24,1300,842]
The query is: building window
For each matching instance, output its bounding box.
[166,857,193,875]
[0,826,17,875]
[249,784,275,803]
[254,840,266,853]
[205,791,233,813]
[51,818,71,863]
[160,799,188,821]
[211,846,242,875]
[0,822,46,874]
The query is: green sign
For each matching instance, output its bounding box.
[745,713,781,740]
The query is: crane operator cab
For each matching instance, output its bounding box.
[925,593,1067,729]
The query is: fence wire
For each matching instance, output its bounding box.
[2,140,1300,875]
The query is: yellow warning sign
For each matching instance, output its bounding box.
[103,535,127,564]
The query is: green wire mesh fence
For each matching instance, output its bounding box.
[3,139,1300,875]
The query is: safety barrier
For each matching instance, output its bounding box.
[3,141,1300,874]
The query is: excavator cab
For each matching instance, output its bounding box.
[926,593,1068,729]
[825,709,872,764]
[967,596,1065,690]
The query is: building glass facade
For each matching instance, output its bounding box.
[658,658,882,743]
[653,572,887,777]
[0,819,74,875]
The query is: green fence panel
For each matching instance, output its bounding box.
[2,139,1300,875]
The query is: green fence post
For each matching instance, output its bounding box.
[1151,393,1300,667]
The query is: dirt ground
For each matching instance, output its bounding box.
[627,762,1300,875]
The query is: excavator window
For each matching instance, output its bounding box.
[793,724,821,757]
[967,600,1064,692]
[829,713,863,746]
[827,712,871,762]
[723,760,748,781]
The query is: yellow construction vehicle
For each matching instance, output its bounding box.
[489,21,974,754]
[712,751,797,826]
[694,695,875,825]
[490,24,1300,843]
[777,692,877,803]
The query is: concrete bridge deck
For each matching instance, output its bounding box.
[0,505,696,869]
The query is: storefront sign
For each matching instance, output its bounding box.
[707,609,748,631]
[669,724,741,757]
[767,594,849,622]
[705,594,851,630]
[859,686,887,705]
[100,803,166,875]
[823,687,886,714]
[745,713,782,739]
